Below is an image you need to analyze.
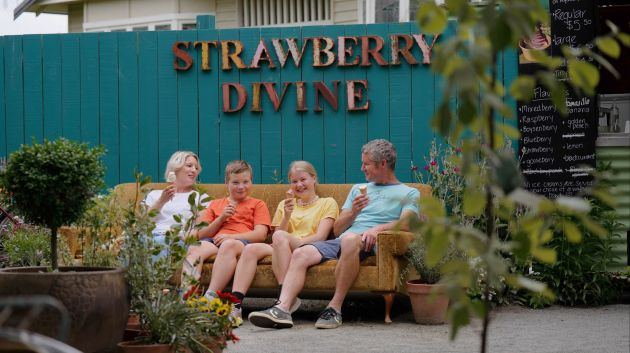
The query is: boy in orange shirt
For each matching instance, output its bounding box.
[182,160,270,325]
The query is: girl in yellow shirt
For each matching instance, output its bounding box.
[229,161,339,324]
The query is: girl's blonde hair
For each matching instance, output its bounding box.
[164,151,201,181]
[224,160,253,183]
[288,161,318,183]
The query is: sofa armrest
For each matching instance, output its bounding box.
[376,230,414,256]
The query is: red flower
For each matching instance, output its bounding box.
[455,148,462,153]
[454,167,460,173]
[430,160,437,166]
[411,165,419,171]
[424,166,430,171]
[216,291,239,304]
[229,332,240,343]
[441,170,447,175]
[182,284,203,300]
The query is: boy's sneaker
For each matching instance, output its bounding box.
[248,306,293,329]
[314,307,342,329]
[230,306,243,328]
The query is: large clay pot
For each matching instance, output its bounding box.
[118,341,175,353]
[406,280,449,324]
[0,266,129,353]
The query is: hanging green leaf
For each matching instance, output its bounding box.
[596,37,621,58]
[463,188,486,217]
[561,220,582,243]
[509,76,536,102]
[417,2,448,34]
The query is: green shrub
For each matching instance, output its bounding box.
[0,138,105,270]
[77,190,124,267]
[2,225,73,267]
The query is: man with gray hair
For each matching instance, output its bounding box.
[249,139,420,329]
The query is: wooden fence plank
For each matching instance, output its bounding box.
[157,31,179,180]
[279,26,303,179]
[239,27,262,183]
[99,33,120,186]
[80,33,100,148]
[0,37,5,158]
[259,26,282,183]
[218,29,241,168]
[118,32,140,179]
[5,36,24,152]
[196,29,221,183]
[322,25,346,183]
[344,24,368,183]
[61,34,81,141]
[22,35,43,143]
[301,25,325,180]
[138,31,160,182]
[177,30,199,154]
[411,30,437,180]
[43,35,62,140]
[365,23,391,143]
[388,23,412,182]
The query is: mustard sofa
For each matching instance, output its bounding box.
[114,182,430,322]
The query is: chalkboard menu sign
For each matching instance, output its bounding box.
[517,0,597,198]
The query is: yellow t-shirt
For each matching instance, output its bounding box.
[271,197,339,239]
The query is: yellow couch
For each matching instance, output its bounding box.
[114,182,430,322]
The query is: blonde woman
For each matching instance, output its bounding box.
[144,151,209,259]
[229,161,339,325]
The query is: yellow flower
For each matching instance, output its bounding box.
[216,304,230,317]
[209,298,222,311]
[198,296,209,305]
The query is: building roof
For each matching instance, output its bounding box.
[14,0,74,20]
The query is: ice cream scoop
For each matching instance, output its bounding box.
[359,185,367,195]
[167,172,177,183]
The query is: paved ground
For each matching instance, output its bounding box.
[226,298,629,353]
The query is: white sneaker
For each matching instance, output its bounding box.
[289,297,302,314]
[230,306,243,327]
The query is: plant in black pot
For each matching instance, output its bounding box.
[0,138,129,353]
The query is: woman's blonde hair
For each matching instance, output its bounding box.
[164,151,201,181]
[288,161,318,183]
[224,160,253,183]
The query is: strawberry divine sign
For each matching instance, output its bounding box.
[172,34,440,113]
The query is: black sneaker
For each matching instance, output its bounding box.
[248,306,293,329]
[314,307,342,329]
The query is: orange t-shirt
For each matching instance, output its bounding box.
[199,197,271,236]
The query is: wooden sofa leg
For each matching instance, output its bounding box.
[382,293,394,324]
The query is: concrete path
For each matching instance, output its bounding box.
[227,301,629,353]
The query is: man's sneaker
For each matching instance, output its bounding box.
[248,306,293,329]
[289,297,302,314]
[314,307,342,329]
[230,306,243,328]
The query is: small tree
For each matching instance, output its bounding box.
[0,138,105,270]
[413,0,627,352]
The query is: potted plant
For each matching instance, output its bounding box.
[118,174,236,353]
[403,235,465,325]
[0,138,129,353]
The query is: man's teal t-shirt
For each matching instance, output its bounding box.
[340,182,420,237]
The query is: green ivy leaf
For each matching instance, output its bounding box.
[417,2,448,34]
[463,188,485,217]
[617,33,630,47]
[561,220,582,243]
[568,60,600,94]
[509,76,536,102]
[596,37,621,58]
[532,247,557,264]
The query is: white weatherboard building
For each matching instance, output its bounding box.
[14,0,428,32]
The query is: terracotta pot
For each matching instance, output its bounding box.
[0,266,129,353]
[406,280,449,324]
[186,336,226,353]
[127,313,141,330]
[117,341,175,353]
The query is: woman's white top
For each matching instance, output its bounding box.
[144,190,210,235]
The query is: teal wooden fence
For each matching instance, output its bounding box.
[1,20,513,187]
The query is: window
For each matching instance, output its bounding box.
[155,24,172,31]
[239,0,332,27]
[182,23,197,30]
[361,0,420,23]
[132,26,149,31]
